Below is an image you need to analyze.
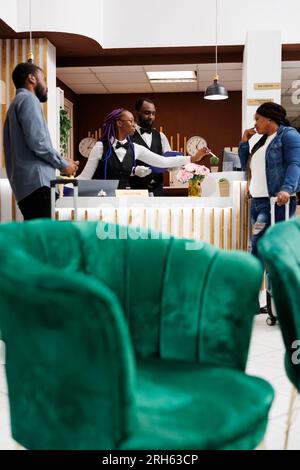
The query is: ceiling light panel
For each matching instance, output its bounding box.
[147,71,196,80]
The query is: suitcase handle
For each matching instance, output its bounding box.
[50,179,78,220]
[50,178,78,187]
[270,196,289,226]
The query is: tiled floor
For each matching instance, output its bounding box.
[0,314,299,450]
[247,315,300,450]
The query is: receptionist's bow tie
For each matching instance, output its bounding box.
[140,128,152,134]
[116,141,129,150]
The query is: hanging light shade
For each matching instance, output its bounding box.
[204,74,228,100]
[203,0,228,101]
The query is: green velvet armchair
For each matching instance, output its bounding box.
[0,220,274,450]
[258,216,300,448]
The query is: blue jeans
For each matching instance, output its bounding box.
[251,197,297,258]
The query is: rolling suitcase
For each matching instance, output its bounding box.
[50,178,79,221]
[265,196,290,326]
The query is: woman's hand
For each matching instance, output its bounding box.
[191,146,210,163]
[242,128,256,142]
[276,191,290,205]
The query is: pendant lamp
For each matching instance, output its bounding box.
[204,0,228,100]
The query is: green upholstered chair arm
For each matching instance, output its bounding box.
[258,217,300,391]
[0,246,137,450]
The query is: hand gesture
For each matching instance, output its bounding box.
[62,159,79,176]
[242,128,257,142]
[191,146,211,163]
[134,166,152,178]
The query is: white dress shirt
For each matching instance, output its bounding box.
[77,139,189,180]
[135,126,172,153]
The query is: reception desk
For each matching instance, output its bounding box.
[0,171,250,251]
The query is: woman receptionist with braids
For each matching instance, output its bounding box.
[77,108,210,188]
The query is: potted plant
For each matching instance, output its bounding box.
[60,108,72,157]
[210,153,219,172]
[218,178,230,197]
[177,163,210,197]
[59,108,73,197]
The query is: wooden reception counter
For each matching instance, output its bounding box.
[0,171,250,251]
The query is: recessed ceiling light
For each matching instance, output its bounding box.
[147,71,196,82]
[150,79,197,84]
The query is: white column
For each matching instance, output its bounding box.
[242,31,282,132]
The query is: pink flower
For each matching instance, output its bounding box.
[184,163,199,173]
[194,165,210,176]
[177,163,210,184]
[176,169,193,183]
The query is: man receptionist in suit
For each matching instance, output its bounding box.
[130,98,171,196]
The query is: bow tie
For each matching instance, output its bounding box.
[140,128,152,135]
[116,141,129,150]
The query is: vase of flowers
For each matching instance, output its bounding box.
[177,163,210,197]
[186,177,204,197]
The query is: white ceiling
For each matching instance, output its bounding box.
[57,61,300,125]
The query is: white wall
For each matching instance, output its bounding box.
[1,0,300,49]
[0,0,104,44]
[0,0,18,31]
[102,0,300,48]
[218,0,300,46]
[102,0,215,48]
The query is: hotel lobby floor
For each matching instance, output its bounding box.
[0,314,299,450]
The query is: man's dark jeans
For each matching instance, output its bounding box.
[18,186,52,220]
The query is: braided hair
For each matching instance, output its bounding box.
[101,108,125,144]
[100,108,136,178]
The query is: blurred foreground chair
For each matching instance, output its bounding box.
[258,216,300,449]
[0,220,274,450]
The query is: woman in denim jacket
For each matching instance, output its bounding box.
[239,102,300,258]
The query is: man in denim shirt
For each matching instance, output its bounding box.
[239,102,300,259]
[4,62,78,220]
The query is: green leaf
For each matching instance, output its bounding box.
[60,108,72,157]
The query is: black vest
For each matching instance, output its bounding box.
[130,129,164,192]
[92,141,135,189]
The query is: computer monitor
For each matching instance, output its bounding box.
[222,148,241,171]
[64,179,119,197]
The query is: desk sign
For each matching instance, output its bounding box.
[115,189,149,197]
[254,83,281,90]
[247,98,274,106]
